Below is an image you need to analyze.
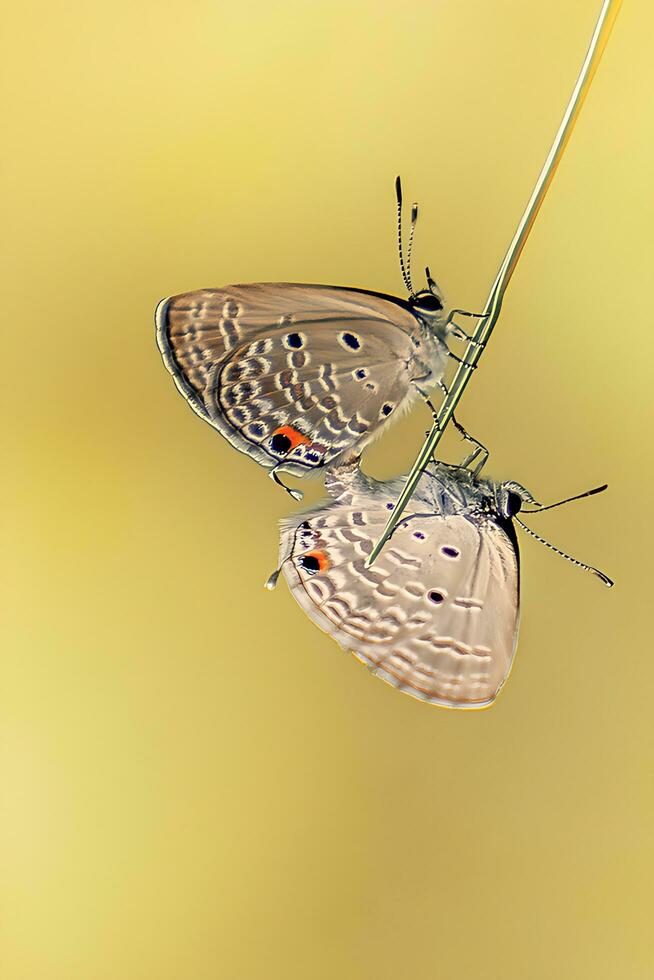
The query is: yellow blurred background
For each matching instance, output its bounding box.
[3,1,652,977]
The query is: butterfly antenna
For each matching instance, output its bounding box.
[514,517,614,587]
[523,483,608,514]
[395,176,414,296]
[406,202,418,294]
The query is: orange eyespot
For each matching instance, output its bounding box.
[270,425,311,455]
[298,550,331,575]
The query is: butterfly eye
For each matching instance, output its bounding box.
[413,292,444,313]
[506,491,523,517]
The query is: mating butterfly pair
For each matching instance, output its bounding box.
[156,181,611,708]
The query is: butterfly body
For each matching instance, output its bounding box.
[156,283,451,477]
[275,460,534,708]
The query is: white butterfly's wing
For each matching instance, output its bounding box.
[280,479,519,708]
[156,284,443,475]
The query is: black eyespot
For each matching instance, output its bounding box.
[386,503,394,510]
[299,554,320,573]
[507,491,523,517]
[441,546,459,558]
[381,404,393,417]
[428,590,445,604]
[300,521,310,529]
[414,532,425,540]
[270,432,292,454]
[355,368,366,379]
[341,332,361,350]
[286,332,303,348]
[413,292,444,313]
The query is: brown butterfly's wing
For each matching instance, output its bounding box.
[279,469,520,708]
[156,284,441,475]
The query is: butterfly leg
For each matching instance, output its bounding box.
[452,418,490,475]
[269,466,304,502]
[431,382,489,473]
[445,308,487,323]
[444,309,487,344]
[414,379,464,431]
[449,325,485,345]
[412,382,447,436]
[448,350,478,369]
[413,383,441,419]
[413,381,488,473]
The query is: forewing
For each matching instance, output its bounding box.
[280,483,520,708]
[156,284,423,474]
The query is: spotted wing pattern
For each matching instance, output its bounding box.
[279,467,520,708]
[156,284,443,476]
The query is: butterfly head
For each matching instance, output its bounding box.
[410,286,444,313]
[494,480,539,519]
[408,279,447,332]
[395,178,448,331]
[492,479,614,587]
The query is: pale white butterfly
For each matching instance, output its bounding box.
[155,178,482,499]
[266,459,612,709]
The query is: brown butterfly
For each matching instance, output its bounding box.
[155,179,482,498]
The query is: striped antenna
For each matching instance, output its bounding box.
[514,517,614,587]
[523,483,608,514]
[405,202,418,294]
[395,176,414,295]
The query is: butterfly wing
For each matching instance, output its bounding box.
[156,284,443,475]
[279,471,519,708]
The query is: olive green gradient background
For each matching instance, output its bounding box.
[3,1,652,978]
